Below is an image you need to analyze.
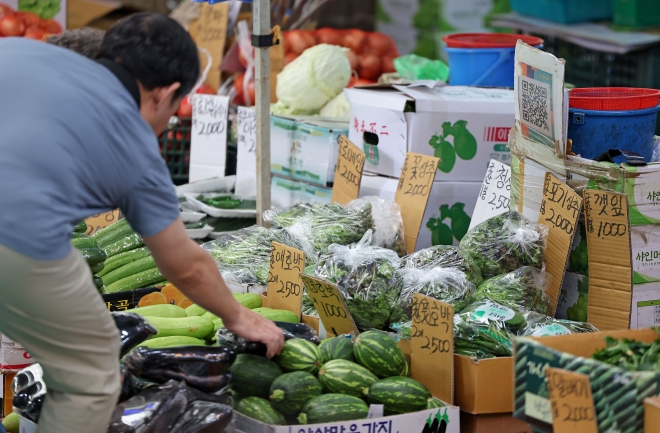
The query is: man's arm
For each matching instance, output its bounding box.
[142,217,284,357]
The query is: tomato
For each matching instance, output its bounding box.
[382,55,396,74]
[357,53,381,81]
[284,30,315,55]
[38,19,62,35]
[285,52,297,65]
[0,3,14,17]
[315,27,342,46]
[0,14,25,36]
[367,32,394,56]
[351,78,376,87]
[23,27,44,40]
[234,73,255,106]
[342,29,367,54]
[178,96,193,117]
[345,50,359,71]
[17,11,40,29]
[196,83,216,95]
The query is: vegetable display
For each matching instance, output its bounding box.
[473,267,552,316]
[0,4,63,39]
[592,332,660,371]
[402,245,482,286]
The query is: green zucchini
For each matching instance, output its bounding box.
[2,411,19,433]
[105,267,163,293]
[102,233,144,258]
[97,222,136,249]
[71,235,98,250]
[186,304,208,317]
[138,336,206,349]
[127,304,187,318]
[93,275,104,290]
[145,316,214,339]
[101,255,156,287]
[97,247,151,277]
[90,262,105,274]
[79,246,107,266]
[74,220,88,233]
[93,218,128,242]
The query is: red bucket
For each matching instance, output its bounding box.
[442,33,544,49]
[569,87,660,111]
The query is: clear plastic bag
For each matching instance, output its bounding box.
[458,211,548,280]
[393,54,450,82]
[168,401,233,433]
[473,267,553,316]
[402,245,482,286]
[347,196,406,257]
[390,267,476,324]
[314,231,402,331]
[521,317,599,337]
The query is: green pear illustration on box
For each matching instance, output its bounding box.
[429,121,478,174]
[426,203,471,246]
[18,0,61,19]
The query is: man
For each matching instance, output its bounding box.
[0,12,284,433]
[45,27,105,58]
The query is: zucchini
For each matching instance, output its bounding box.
[185,221,205,229]
[127,304,187,318]
[2,411,19,433]
[71,235,98,250]
[97,247,151,277]
[103,233,144,258]
[74,220,88,233]
[186,304,208,317]
[101,255,156,287]
[93,275,104,290]
[79,246,107,266]
[145,316,214,339]
[235,293,263,309]
[138,336,206,349]
[90,262,105,274]
[93,218,128,242]
[97,222,136,249]
[105,267,163,293]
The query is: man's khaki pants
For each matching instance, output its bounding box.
[0,244,120,433]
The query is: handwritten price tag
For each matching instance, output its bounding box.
[538,173,582,314]
[411,294,453,404]
[267,242,305,314]
[189,94,229,182]
[545,368,597,433]
[85,209,120,236]
[235,106,257,198]
[583,190,632,331]
[395,152,440,254]
[332,135,366,205]
[300,274,358,337]
[469,159,511,230]
[195,2,228,90]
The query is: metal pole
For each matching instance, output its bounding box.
[254,0,271,225]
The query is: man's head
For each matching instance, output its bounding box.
[46,28,106,59]
[98,13,200,134]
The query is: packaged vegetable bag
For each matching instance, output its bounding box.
[348,196,406,257]
[402,245,482,285]
[473,267,553,316]
[458,211,547,280]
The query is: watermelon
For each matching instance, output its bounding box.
[317,359,378,398]
[427,397,445,409]
[269,371,322,416]
[274,338,322,374]
[353,330,407,378]
[229,354,283,398]
[401,359,411,377]
[298,394,369,425]
[235,396,287,425]
[367,377,431,415]
[319,336,355,363]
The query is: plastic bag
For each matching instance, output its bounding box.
[473,267,552,316]
[216,322,319,357]
[390,267,476,324]
[314,231,402,331]
[458,211,548,280]
[521,317,599,337]
[12,364,46,423]
[119,365,153,403]
[347,196,406,257]
[402,245,482,286]
[112,312,158,358]
[168,401,233,433]
[393,54,449,82]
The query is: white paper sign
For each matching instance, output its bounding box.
[189,94,229,183]
[235,106,257,198]
[469,159,511,230]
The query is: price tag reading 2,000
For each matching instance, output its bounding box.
[267,242,305,313]
[331,135,365,205]
[545,368,598,433]
[299,274,358,337]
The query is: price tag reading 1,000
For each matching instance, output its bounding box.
[266,242,305,313]
[299,274,358,337]
[545,368,598,433]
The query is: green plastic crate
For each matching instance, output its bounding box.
[614,0,660,30]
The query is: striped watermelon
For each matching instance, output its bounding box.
[269,371,322,416]
[367,377,431,415]
[427,397,446,409]
[235,396,287,425]
[229,354,283,398]
[274,338,322,374]
[318,359,378,398]
[319,336,355,363]
[298,394,369,424]
[353,330,407,378]
[401,359,411,377]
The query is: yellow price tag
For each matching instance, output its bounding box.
[331,135,366,206]
[266,242,305,314]
[300,274,358,337]
[546,368,598,433]
[85,209,120,236]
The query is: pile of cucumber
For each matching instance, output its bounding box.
[71,221,107,291]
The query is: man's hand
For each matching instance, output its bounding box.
[224,307,285,358]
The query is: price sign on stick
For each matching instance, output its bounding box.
[195,2,229,90]
[411,294,454,404]
[85,209,120,236]
[300,274,358,337]
[189,94,229,182]
[583,190,632,331]
[331,135,366,205]
[235,106,257,198]
[545,368,598,433]
[538,173,583,314]
[267,242,305,314]
[395,152,440,254]
[470,159,511,230]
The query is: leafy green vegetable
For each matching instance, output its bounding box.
[402,245,482,285]
[349,197,406,257]
[458,211,547,280]
[473,267,552,315]
[592,330,660,371]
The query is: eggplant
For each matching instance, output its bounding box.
[112,312,157,358]
[216,321,319,357]
[169,401,233,433]
[137,369,232,394]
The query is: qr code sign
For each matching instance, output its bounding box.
[520,77,552,139]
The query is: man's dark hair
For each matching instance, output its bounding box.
[46,28,106,59]
[98,12,200,99]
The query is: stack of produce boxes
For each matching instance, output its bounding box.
[346,84,515,250]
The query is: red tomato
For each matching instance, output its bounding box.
[234,73,255,106]
[38,19,62,35]
[342,29,367,54]
[345,50,359,71]
[0,3,14,17]
[352,78,377,87]
[315,27,342,46]
[17,11,40,29]
[178,97,193,117]
[284,52,297,65]
[284,30,314,55]
[196,83,216,95]
[357,53,381,81]
[0,14,25,36]
[23,27,44,40]
[382,55,396,74]
[367,32,394,57]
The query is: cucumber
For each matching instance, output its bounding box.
[127,304,187,318]
[185,221,205,229]
[101,255,156,287]
[138,336,206,349]
[97,222,136,249]
[103,233,144,258]
[93,275,104,290]
[71,235,98,249]
[145,316,214,339]
[90,262,105,274]
[71,232,88,239]
[73,220,87,233]
[185,304,208,317]
[93,218,128,242]
[97,247,151,277]
[79,246,107,266]
[105,267,163,293]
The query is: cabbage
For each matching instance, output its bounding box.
[320,92,350,119]
[274,44,351,115]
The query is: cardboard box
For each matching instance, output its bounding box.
[18,415,37,433]
[345,85,514,182]
[513,328,660,433]
[270,116,348,186]
[454,355,514,414]
[0,335,33,373]
[271,175,333,211]
[460,412,533,433]
[359,173,481,250]
[2,373,15,417]
[645,396,660,433]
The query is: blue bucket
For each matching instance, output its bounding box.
[568,105,660,161]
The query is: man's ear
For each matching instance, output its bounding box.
[154,82,182,109]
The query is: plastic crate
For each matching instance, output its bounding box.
[510,0,612,24]
[158,117,191,185]
[614,0,660,30]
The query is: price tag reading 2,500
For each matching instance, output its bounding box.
[267,242,305,313]
[299,274,358,337]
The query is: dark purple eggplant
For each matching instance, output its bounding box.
[216,321,319,357]
[112,312,157,358]
[276,321,320,344]
[25,394,44,423]
[138,368,232,394]
[169,401,233,433]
